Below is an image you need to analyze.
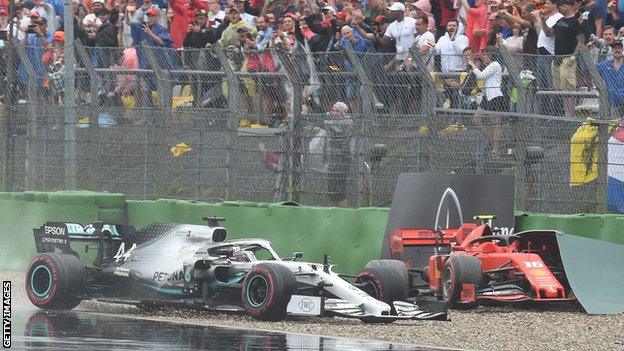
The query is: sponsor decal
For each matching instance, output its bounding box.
[493,227,514,235]
[524,262,545,268]
[113,268,131,277]
[531,269,549,277]
[298,298,315,312]
[3,281,11,348]
[153,270,185,283]
[44,226,66,236]
[41,237,68,244]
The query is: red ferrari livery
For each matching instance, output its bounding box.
[389,216,575,307]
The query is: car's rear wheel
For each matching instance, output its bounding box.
[355,266,408,314]
[25,253,87,310]
[242,263,297,321]
[441,256,483,308]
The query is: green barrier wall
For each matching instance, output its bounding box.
[515,212,624,245]
[0,191,127,270]
[127,199,389,275]
[2,191,623,273]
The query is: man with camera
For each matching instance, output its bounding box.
[597,39,624,116]
[31,0,58,33]
[93,8,117,68]
[130,7,171,106]
[182,9,217,107]
[169,0,210,48]
[218,6,256,48]
[24,16,52,88]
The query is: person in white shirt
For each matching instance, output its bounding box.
[468,45,506,156]
[233,0,256,28]
[381,2,417,63]
[428,19,469,109]
[414,15,435,71]
[430,19,469,73]
[207,0,225,28]
[32,0,58,33]
[533,0,563,114]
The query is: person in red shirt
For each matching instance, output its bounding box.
[169,0,209,48]
[456,0,489,51]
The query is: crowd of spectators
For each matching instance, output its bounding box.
[0,0,624,120]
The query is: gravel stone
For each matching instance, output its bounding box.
[4,270,623,351]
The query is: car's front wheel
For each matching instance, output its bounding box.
[241,263,297,321]
[355,266,408,311]
[25,253,87,310]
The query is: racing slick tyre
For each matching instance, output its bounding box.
[242,263,297,321]
[355,266,408,315]
[25,253,87,310]
[364,259,410,290]
[442,256,483,309]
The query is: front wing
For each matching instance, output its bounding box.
[288,296,448,321]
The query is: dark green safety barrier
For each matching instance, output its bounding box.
[515,212,624,245]
[2,191,624,273]
[0,191,127,270]
[128,199,389,275]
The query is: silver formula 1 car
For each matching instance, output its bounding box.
[25,217,447,322]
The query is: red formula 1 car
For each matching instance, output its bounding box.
[390,215,575,307]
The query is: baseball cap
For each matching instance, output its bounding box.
[336,11,347,20]
[0,8,8,16]
[236,26,249,33]
[322,5,337,15]
[82,13,102,26]
[92,0,106,4]
[53,31,65,42]
[29,9,41,18]
[228,5,239,12]
[196,9,208,17]
[387,2,406,11]
[145,7,160,16]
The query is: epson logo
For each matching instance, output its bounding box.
[44,226,66,236]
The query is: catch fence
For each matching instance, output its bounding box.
[0,40,619,213]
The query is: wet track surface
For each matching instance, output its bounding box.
[10,310,461,351]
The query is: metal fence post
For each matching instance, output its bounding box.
[214,44,243,201]
[275,48,305,203]
[580,49,611,213]
[412,45,439,174]
[64,1,77,189]
[143,45,173,119]
[14,41,39,190]
[74,41,101,108]
[345,48,374,207]
[499,47,528,211]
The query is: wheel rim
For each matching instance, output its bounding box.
[442,266,452,300]
[359,279,379,299]
[31,265,52,298]
[246,275,269,308]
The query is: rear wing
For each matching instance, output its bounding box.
[33,222,76,255]
[33,221,135,256]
